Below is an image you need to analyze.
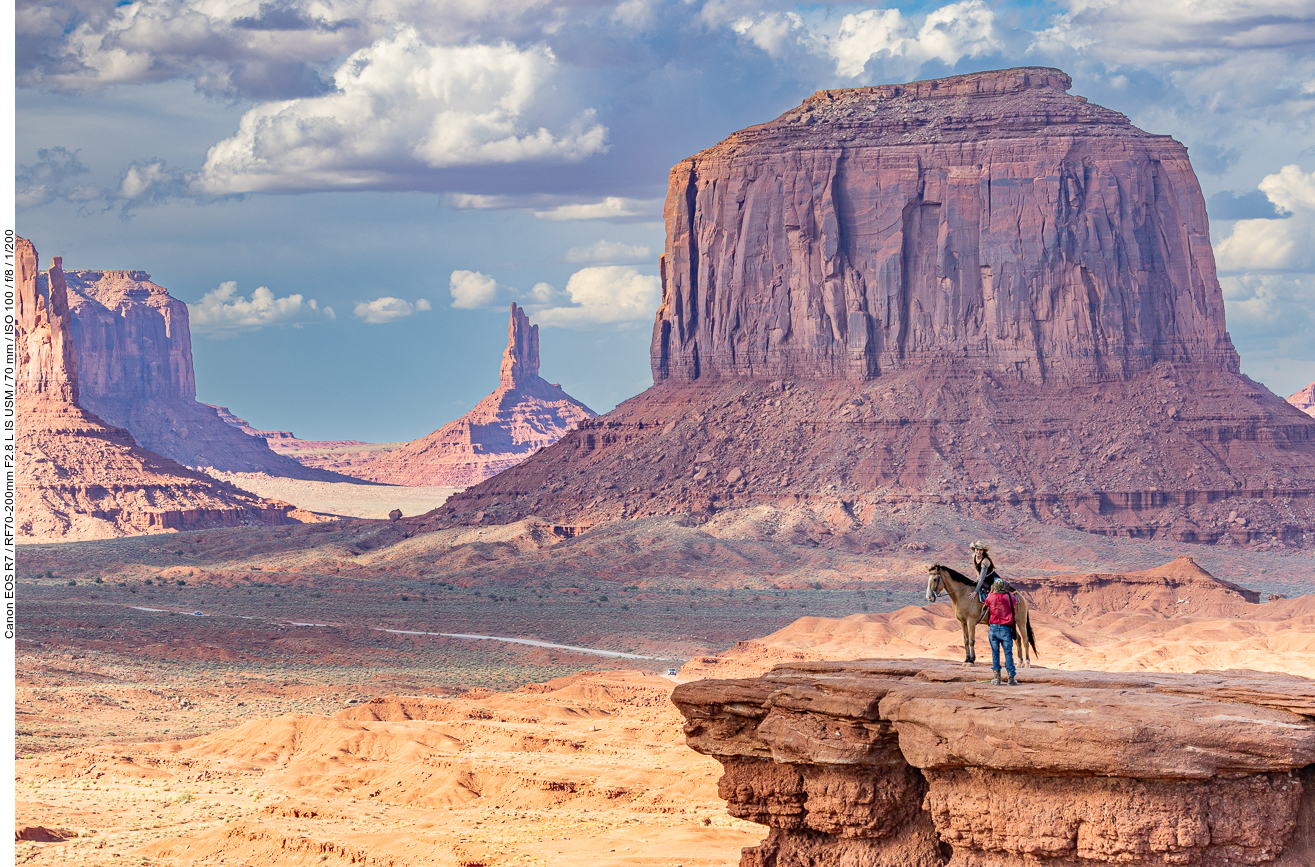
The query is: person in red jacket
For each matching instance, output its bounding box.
[984,579,1018,685]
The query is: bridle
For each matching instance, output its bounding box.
[926,567,945,602]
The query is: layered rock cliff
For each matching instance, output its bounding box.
[674,660,1315,866]
[298,304,595,487]
[418,68,1315,546]
[652,67,1235,384]
[16,239,296,542]
[63,269,356,481]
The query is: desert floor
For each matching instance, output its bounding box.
[15,505,1315,864]
[209,471,462,520]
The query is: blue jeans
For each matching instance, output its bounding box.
[989,624,1016,678]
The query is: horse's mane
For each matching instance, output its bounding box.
[932,564,976,587]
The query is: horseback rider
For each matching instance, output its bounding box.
[985,578,1019,685]
[970,540,998,603]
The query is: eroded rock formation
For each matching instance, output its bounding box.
[1289,382,1315,418]
[674,660,1315,866]
[652,67,1234,384]
[63,269,354,480]
[17,238,296,541]
[421,68,1315,546]
[300,304,595,487]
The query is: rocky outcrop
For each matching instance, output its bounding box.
[1289,382,1315,418]
[652,67,1234,384]
[1007,554,1259,617]
[63,269,356,481]
[304,304,594,487]
[418,68,1315,546]
[17,238,297,542]
[674,659,1315,866]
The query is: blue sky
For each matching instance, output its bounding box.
[16,0,1315,441]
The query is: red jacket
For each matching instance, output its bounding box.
[985,592,1016,626]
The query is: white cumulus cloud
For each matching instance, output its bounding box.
[830,2,1001,79]
[1216,165,1315,273]
[450,270,504,309]
[564,240,653,264]
[192,28,608,195]
[532,196,660,221]
[730,12,809,58]
[353,296,432,323]
[533,266,660,328]
[189,281,334,336]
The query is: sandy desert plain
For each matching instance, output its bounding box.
[14,499,1315,867]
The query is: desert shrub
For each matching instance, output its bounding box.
[145,579,153,586]
[66,580,76,586]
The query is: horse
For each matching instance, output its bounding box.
[926,564,1037,668]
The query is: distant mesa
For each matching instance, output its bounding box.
[419,67,1315,546]
[290,304,596,488]
[206,403,370,452]
[16,239,298,542]
[61,268,361,482]
[1289,382,1315,419]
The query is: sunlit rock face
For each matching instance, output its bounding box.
[318,304,597,487]
[62,268,351,480]
[16,239,294,541]
[412,68,1315,548]
[653,67,1236,384]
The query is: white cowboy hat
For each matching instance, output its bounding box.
[969,540,989,550]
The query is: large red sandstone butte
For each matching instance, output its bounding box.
[296,304,595,487]
[674,660,1315,866]
[1289,382,1315,418]
[17,239,296,542]
[64,269,357,481]
[418,67,1315,546]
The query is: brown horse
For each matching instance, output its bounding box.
[926,564,1037,668]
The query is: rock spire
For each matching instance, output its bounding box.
[289,304,595,487]
[17,247,79,405]
[500,303,540,387]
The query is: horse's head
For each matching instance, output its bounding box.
[926,564,943,602]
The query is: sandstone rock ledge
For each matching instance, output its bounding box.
[673,660,1315,866]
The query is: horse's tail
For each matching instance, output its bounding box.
[1026,616,1039,658]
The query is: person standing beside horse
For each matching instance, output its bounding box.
[985,579,1019,685]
